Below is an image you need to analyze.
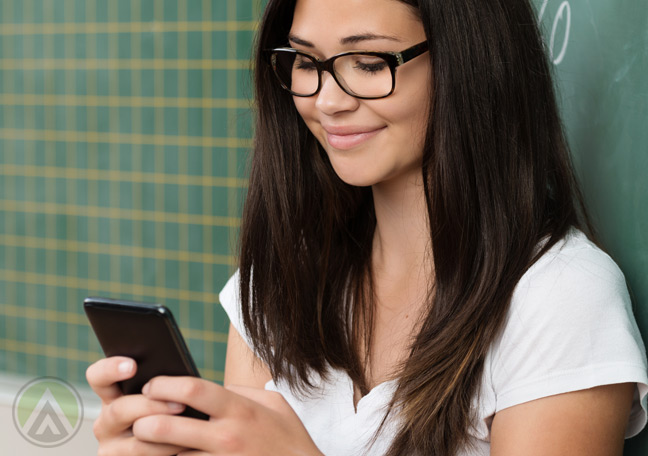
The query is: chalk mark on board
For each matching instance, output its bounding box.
[551,1,571,65]
[538,0,550,21]
[539,0,571,66]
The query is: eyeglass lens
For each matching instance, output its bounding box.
[273,51,393,98]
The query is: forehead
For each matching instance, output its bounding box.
[291,0,423,46]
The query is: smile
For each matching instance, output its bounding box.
[324,126,386,150]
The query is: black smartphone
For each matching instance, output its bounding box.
[84,296,209,420]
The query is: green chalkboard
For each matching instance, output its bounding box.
[532,0,648,453]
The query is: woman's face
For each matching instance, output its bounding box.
[290,0,431,188]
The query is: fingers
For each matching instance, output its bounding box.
[142,377,289,421]
[94,394,186,441]
[135,378,321,455]
[133,415,213,449]
[133,415,250,453]
[88,359,194,455]
[97,434,187,456]
[86,357,136,404]
[142,376,232,418]
[136,377,240,450]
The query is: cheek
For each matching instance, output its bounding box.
[379,95,430,151]
[394,63,432,127]
[401,90,431,149]
[292,97,316,127]
[292,97,326,144]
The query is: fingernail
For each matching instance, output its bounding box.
[118,360,133,374]
[142,382,150,395]
[167,402,185,412]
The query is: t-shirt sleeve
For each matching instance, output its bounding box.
[488,240,648,438]
[219,269,257,352]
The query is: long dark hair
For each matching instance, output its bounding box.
[239,0,591,454]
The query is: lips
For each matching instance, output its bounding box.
[323,125,386,150]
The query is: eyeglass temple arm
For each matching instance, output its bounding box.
[397,41,429,65]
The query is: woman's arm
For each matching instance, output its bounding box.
[490,383,635,456]
[224,323,273,388]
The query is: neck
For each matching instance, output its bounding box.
[371,170,432,291]
[360,170,432,389]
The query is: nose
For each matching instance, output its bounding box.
[314,72,359,116]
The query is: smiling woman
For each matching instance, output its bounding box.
[287,0,431,188]
[85,0,648,455]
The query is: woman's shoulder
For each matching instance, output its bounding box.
[481,228,648,437]
[219,269,256,350]
[507,228,633,326]
[518,228,625,296]
[501,227,641,357]
[220,269,241,307]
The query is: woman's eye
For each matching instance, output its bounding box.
[294,57,317,71]
[354,58,388,73]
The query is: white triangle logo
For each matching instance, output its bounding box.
[36,413,63,436]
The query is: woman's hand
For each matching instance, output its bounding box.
[86,357,190,455]
[132,375,324,456]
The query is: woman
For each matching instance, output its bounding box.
[86,0,648,454]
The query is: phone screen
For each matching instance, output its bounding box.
[84,297,209,420]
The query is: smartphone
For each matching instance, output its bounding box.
[84,296,209,420]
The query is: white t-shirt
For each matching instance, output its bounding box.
[219,229,648,455]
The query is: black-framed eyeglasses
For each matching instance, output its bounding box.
[266,41,428,100]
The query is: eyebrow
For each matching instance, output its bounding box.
[288,32,401,48]
[340,33,401,45]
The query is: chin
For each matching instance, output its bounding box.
[330,167,377,188]
[336,175,375,188]
[326,152,386,188]
[334,169,401,188]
